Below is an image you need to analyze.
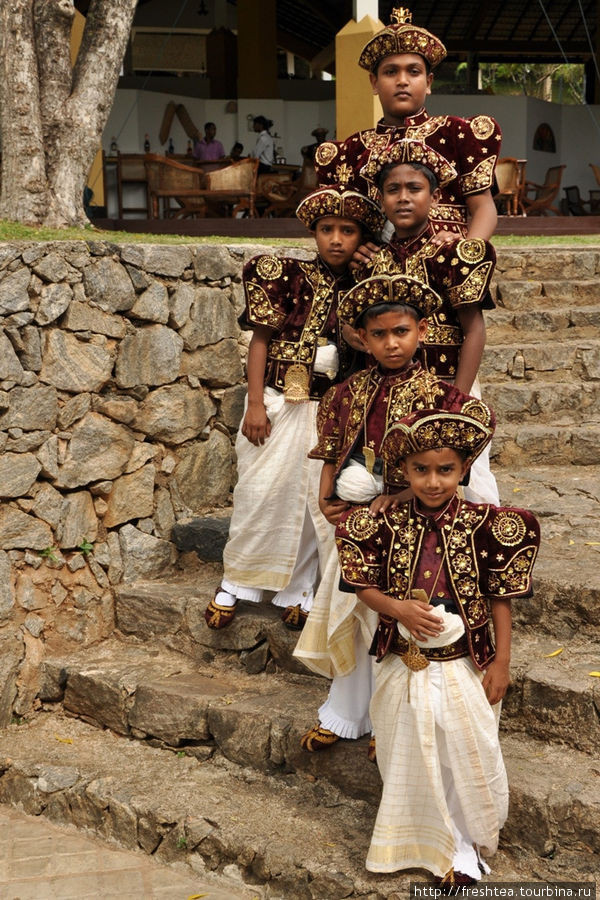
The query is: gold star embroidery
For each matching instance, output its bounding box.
[424,570,432,579]
[440,138,446,143]
[480,550,488,557]
[496,554,504,562]
[467,156,474,163]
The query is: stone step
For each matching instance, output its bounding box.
[491,422,600,466]
[42,625,600,763]
[481,337,600,383]
[482,380,600,423]
[494,247,600,283]
[505,635,600,754]
[491,278,600,311]
[0,710,596,893]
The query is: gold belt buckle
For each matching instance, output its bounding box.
[400,640,430,672]
[283,363,310,403]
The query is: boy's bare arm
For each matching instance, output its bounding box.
[242,324,275,446]
[454,306,486,394]
[341,321,367,352]
[357,586,443,642]
[464,190,498,240]
[319,462,349,525]
[482,598,512,705]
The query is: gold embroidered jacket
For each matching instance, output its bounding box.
[354,223,496,379]
[242,254,354,400]
[315,109,502,236]
[308,362,486,490]
[336,495,541,670]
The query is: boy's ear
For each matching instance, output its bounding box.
[357,326,368,341]
[417,317,428,341]
[426,72,433,96]
[369,71,379,95]
[432,186,442,205]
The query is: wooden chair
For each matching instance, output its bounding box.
[144,154,208,218]
[201,158,259,217]
[103,153,151,218]
[260,159,318,217]
[562,185,592,216]
[493,158,520,216]
[522,164,566,216]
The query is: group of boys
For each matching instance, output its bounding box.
[203,8,540,890]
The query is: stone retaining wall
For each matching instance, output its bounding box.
[0,239,313,719]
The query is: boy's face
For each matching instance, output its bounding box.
[402,447,468,513]
[369,53,433,124]
[357,309,427,371]
[315,216,363,274]
[381,164,439,237]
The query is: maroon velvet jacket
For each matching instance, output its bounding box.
[315,109,502,236]
[354,223,496,379]
[241,253,355,400]
[336,494,540,670]
[308,362,486,491]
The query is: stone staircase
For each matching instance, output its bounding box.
[1,245,600,898]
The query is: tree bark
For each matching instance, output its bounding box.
[0,0,137,227]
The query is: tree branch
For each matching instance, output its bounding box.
[33,0,74,139]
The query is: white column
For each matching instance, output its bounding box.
[353,0,379,19]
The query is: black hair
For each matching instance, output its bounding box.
[356,301,425,328]
[204,121,216,129]
[254,115,273,131]
[377,161,438,192]
[232,141,243,152]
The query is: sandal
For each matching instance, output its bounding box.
[281,604,308,630]
[434,868,477,893]
[367,735,377,763]
[300,723,340,752]
[204,592,238,630]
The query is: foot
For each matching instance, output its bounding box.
[367,735,377,763]
[433,869,477,892]
[281,604,308,630]
[300,723,340,752]
[204,592,238,629]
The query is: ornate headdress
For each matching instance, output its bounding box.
[296,184,386,236]
[338,273,443,326]
[361,138,457,188]
[359,7,447,72]
[382,405,496,470]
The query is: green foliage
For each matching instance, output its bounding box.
[478,62,584,104]
[39,547,58,563]
[176,836,188,850]
[77,538,94,556]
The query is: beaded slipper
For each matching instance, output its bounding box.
[300,723,340,752]
[281,604,308,630]
[367,735,377,763]
[204,592,237,629]
[434,868,477,892]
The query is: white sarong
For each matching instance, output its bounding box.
[222,386,333,601]
[367,610,508,877]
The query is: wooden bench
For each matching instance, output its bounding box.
[144,155,259,218]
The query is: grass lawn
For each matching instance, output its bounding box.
[0,219,599,248]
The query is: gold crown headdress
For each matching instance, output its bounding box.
[360,138,457,188]
[296,184,386,236]
[358,7,446,72]
[382,405,496,469]
[337,274,443,326]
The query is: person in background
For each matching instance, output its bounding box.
[193,122,225,161]
[302,127,329,163]
[229,141,244,161]
[251,116,275,174]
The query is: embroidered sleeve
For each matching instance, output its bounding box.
[433,238,496,308]
[457,115,502,195]
[335,507,384,588]
[243,255,294,330]
[483,507,540,599]
[308,384,342,462]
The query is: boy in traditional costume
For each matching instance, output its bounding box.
[354,137,499,504]
[294,274,491,748]
[335,406,540,886]
[315,7,501,243]
[204,185,385,630]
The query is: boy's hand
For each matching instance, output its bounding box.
[349,240,380,270]
[319,497,350,525]
[482,660,510,706]
[369,491,409,516]
[394,598,444,642]
[241,401,271,446]
[341,322,367,352]
[430,229,457,247]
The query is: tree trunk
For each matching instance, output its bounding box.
[0,0,137,227]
